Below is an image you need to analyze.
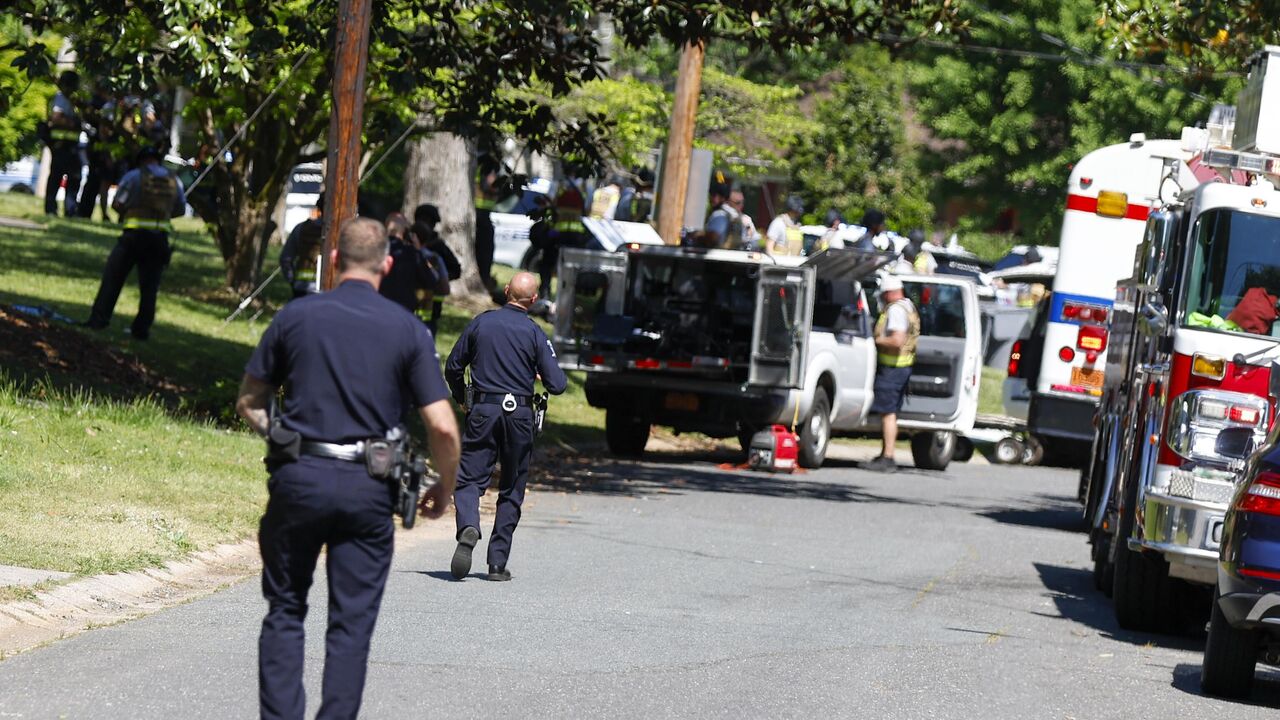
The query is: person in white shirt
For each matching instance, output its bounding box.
[765,195,805,255]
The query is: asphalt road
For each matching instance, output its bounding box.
[2,448,1279,719]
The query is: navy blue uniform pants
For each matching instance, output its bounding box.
[258,457,395,720]
[454,403,535,569]
[87,229,170,339]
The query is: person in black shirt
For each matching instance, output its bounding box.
[444,272,567,581]
[236,217,460,720]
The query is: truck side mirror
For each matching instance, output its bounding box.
[1139,209,1178,291]
[1139,297,1168,336]
[1215,427,1256,461]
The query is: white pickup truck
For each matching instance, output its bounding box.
[553,245,982,469]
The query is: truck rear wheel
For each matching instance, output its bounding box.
[798,389,831,469]
[911,431,955,471]
[605,409,649,458]
[1111,473,1179,632]
[1201,590,1259,699]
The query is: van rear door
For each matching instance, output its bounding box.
[749,265,815,388]
[553,248,629,369]
[896,278,981,428]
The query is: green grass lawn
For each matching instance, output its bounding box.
[979,366,1007,418]
[0,193,600,577]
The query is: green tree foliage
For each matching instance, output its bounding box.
[1100,1,1280,69]
[788,46,932,230]
[908,0,1237,238]
[7,0,611,290]
[0,17,56,166]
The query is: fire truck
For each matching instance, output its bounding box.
[1083,46,1280,632]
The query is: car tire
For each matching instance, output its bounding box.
[605,409,649,458]
[954,437,975,463]
[1201,590,1259,699]
[911,431,955,471]
[738,425,762,461]
[994,437,1024,464]
[521,247,542,272]
[1021,435,1044,466]
[798,389,831,469]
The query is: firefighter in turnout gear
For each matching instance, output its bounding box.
[865,275,920,473]
[85,146,186,340]
[280,194,325,299]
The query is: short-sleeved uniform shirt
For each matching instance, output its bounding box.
[246,280,450,443]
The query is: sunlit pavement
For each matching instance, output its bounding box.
[2,451,1278,718]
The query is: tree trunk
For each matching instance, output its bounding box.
[403,131,486,295]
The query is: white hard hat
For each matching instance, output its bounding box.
[878,275,904,295]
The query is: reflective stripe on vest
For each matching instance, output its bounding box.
[475,198,497,211]
[122,218,171,231]
[50,129,80,141]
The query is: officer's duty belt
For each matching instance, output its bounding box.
[473,392,533,407]
[300,440,365,462]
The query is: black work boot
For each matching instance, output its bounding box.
[486,565,512,582]
[451,526,480,579]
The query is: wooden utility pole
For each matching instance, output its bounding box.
[321,0,373,289]
[656,41,706,246]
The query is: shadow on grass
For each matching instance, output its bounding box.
[0,289,253,420]
[1170,662,1280,709]
[1031,562,1208,651]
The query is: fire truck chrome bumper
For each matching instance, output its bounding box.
[1132,490,1225,566]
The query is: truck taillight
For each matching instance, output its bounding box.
[1008,340,1023,376]
[1237,472,1280,516]
[1061,301,1109,325]
[1077,325,1108,352]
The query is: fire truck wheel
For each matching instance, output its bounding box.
[994,437,1024,464]
[1112,540,1179,632]
[911,431,955,471]
[798,389,831,469]
[954,437,975,462]
[1201,590,1259,699]
[605,409,650,458]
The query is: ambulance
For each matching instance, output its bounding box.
[1027,137,1196,458]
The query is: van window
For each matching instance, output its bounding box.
[867,281,967,338]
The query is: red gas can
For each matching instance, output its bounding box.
[748,425,799,473]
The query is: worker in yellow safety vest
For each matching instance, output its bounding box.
[85,146,186,340]
[43,71,84,217]
[865,275,921,473]
[765,195,805,256]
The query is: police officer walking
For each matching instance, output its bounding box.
[235,218,461,720]
[445,271,567,581]
[84,146,185,340]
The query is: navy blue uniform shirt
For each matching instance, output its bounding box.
[445,304,568,402]
[246,279,450,443]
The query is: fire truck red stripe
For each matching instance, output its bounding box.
[1064,193,1151,221]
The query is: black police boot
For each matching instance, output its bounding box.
[451,526,480,580]
[486,565,512,582]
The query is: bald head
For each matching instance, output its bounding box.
[337,217,389,275]
[506,271,539,309]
